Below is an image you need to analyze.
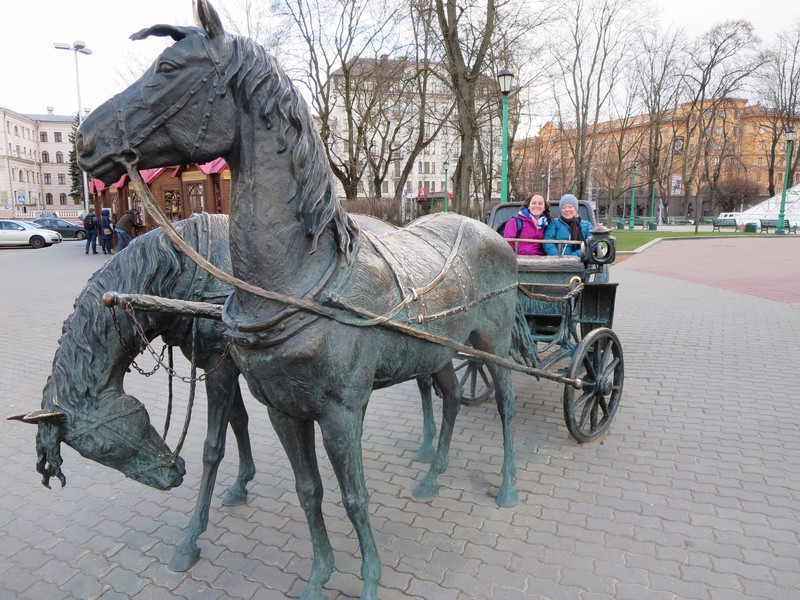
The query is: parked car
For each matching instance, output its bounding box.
[0,220,62,248]
[33,217,87,240]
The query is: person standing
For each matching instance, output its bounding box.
[100,208,114,254]
[502,193,550,255]
[543,194,591,257]
[114,208,137,252]
[83,210,99,255]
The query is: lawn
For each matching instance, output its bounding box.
[610,229,760,252]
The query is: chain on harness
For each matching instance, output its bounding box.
[108,301,233,457]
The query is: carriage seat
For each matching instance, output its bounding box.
[516,255,584,274]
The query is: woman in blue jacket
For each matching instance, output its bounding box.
[543,194,592,257]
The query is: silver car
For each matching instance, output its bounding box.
[0,220,62,249]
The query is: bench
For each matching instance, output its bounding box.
[712,218,739,231]
[701,216,715,225]
[638,216,656,230]
[667,216,693,225]
[760,219,798,234]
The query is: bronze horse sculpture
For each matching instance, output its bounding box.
[76,2,535,598]
[11,214,256,572]
[11,212,440,574]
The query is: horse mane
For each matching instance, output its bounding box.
[220,34,359,259]
[40,216,213,413]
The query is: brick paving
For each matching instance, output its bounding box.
[1,235,799,599]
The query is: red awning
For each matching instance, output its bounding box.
[197,157,227,175]
[89,179,106,194]
[141,167,167,184]
[111,174,128,189]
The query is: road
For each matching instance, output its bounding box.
[1,234,799,599]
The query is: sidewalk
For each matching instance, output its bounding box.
[1,238,799,599]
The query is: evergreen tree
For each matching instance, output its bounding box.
[68,116,85,205]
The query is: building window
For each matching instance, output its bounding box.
[188,183,205,213]
[40,132,48,142]
[757,157,763,166]
[45,193,53,205]
[757,173,762,182]
[59,193,67,205]
[44,173,51,184]
[430,181,435,193]
[73,194,81,205]
[18,169,23,182]
[42,151,50,163]
[56,151,64,163]
[58,174,66,185]
[54,132,62,142]
[14,126,18,136]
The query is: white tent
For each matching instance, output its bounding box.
[730,184,800,226]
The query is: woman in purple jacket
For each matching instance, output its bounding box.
[503,194,551,255]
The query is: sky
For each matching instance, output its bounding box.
[1,0,797,118]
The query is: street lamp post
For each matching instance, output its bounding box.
[444,158,449,212]
[55,40,92,215]
[628,162,637,230]
[498,68,514,203]
[777,128,794,235]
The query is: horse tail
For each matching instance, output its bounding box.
[510,302,538,367]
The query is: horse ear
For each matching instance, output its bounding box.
[7,409,65,424]
[194,0,225,39]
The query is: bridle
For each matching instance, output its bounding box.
[113,33,228,167]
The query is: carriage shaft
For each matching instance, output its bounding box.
[102,291,223,320]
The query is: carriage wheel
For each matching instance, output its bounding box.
[454,357,495,405]
[563,328,623,443]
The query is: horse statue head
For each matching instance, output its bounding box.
[25,390,186,491]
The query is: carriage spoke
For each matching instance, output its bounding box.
[578,393,596,432]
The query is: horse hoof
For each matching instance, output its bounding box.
[416,446,434,463]
[496,486,518,508]
[413,480,440,500]
[222,487,248,506]
[168,547,200,572]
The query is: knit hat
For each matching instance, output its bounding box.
[559,194,579,211]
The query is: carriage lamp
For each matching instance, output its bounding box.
[55,40,93,214]
[585,225,616,265]
[777,128,794,235]
[498,68,514,203]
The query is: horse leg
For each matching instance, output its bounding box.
[413,364,461,500]
[416,375,436,463]
[319,406,381,600]
[221,382,256,506]
[485,363,518,508]
[168,362,238,572]
[267,408,333,600]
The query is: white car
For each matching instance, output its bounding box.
[0,219,62,249]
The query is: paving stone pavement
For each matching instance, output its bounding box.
[1,235,799,599]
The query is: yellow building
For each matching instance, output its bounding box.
[515,99,799,221]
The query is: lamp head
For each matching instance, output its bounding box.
[54,42,71,50]
[497,68,514,96]
[787,128,795,143]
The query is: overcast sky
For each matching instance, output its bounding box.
[1,0,796,117]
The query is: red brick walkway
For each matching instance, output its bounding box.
[619,237,800,304]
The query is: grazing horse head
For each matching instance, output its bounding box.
[9,220,239,491]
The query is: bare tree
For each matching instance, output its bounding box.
[678,20,762,230]
[755,19,800,196]
[546,0,645,200]
[277,0,406,201]
[634,25,687,222]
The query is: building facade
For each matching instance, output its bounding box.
[1,107,79,218]
[516,99,799,220]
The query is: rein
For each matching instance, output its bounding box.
[124,166,584,389]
